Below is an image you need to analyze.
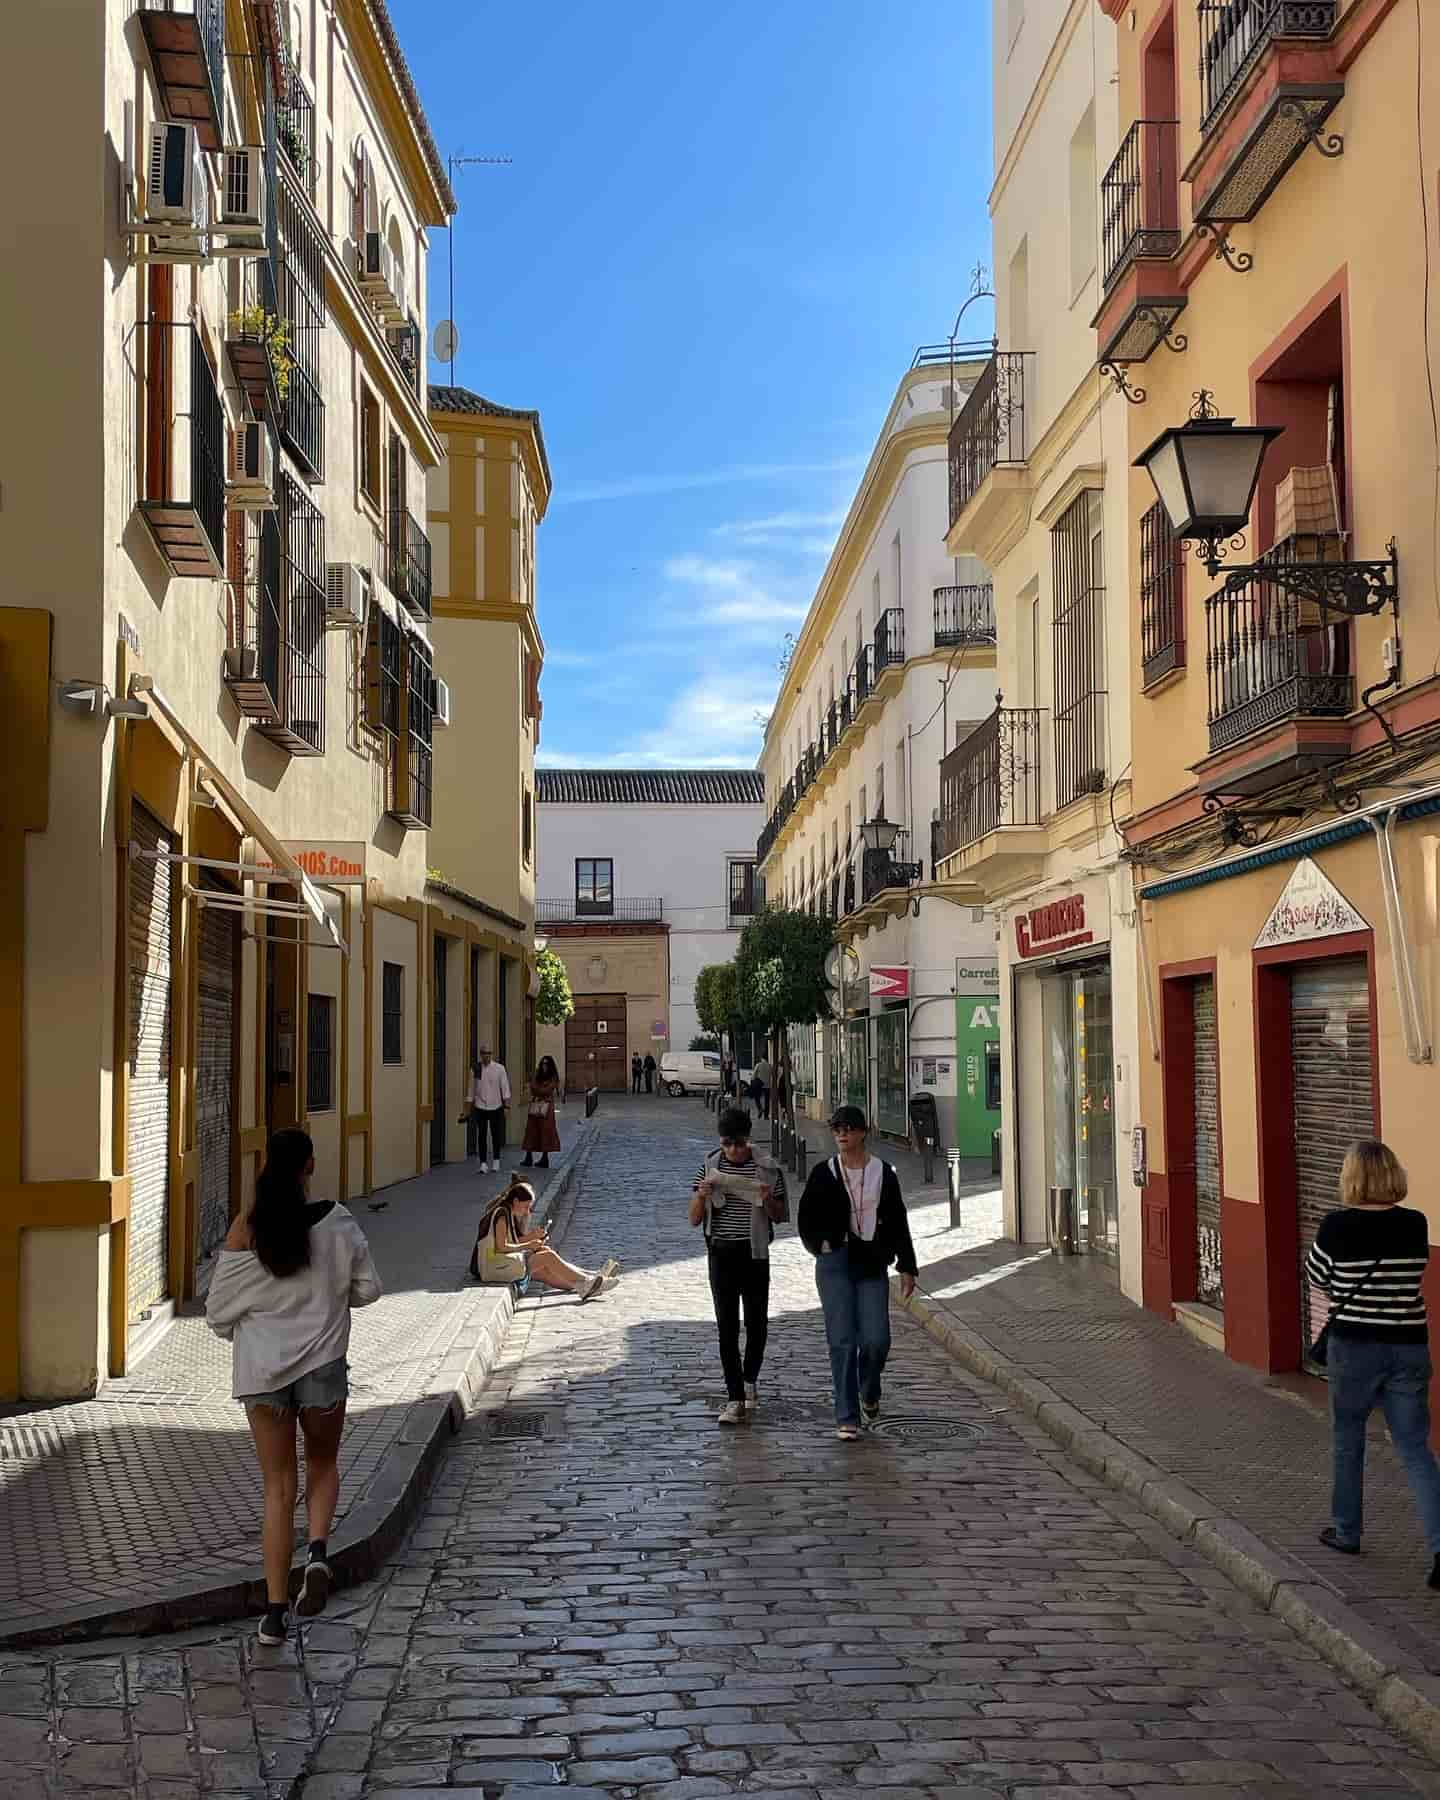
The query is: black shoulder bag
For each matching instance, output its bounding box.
[1309,1255,1383,1367]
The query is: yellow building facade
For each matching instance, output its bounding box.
[1094,0,1440,1377]
[0,0,455,1398]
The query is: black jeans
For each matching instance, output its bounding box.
[476,1107,506,1161]
[632,1073,642,1094]
[707,1242,770,1401]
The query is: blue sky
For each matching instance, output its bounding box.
[391,0,995,768]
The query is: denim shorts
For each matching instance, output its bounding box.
[241,1356,349,1416]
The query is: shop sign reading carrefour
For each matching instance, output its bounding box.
[249,841,368,884]
[1014,893,1092,959]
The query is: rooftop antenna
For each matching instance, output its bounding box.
[445,152,514,384]
[948,261,996,422]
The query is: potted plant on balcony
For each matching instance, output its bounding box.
[228,305,294,406]
[279,118,309,179]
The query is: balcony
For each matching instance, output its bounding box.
[1101,119,1181,290]
[947,351,1034,560]
[934,583,996,648]
[389,317,423,401]
[140,0,225,153]
[224,506,283,723]
[537,897,665,925]
[254,472,326,756]
[227,257,284,417]
[1141,501,1186,689]
[935,704,1047,891]
[1191,2,1342,226]
[872,607,906,694]
[1205,541,1353,765]
[140,323,226,581]
[389,637,434,828]
[276,62,317,200]
[860,837,923,909]
[389,507,433,620]
[852,642,876,714]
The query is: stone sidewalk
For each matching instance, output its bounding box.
[0,1108,597,1647]
[899,1195,1440,1750]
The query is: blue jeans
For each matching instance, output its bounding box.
[1329,1336,1440,1553]
[815,1248,891,1427]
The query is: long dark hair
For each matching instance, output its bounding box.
[535,1054,559,1084]
[252,1128,315,1278]
[479,1174,535,1239]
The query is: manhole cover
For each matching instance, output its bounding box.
[868,1416,985,1444]
[0,1423,65,1460]
[751,1399,831,1424]
[483,1411,552,1441]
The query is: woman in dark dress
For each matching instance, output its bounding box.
[520,1055,562,1168]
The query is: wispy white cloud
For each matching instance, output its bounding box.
[543,648,598,669]
[555,458,863,506]
[536,670,774,769]
[660,554,810,627]
[712,509,847,538]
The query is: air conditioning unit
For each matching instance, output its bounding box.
[145,121,206,236]
[219,146,266,247]
[227,421,276,509]
[324,561,371,631]
[433,677,452,727]
[358,231,404,323]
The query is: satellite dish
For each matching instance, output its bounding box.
[432,319,460,363]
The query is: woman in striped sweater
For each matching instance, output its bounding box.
[1306,1139,1440,1586]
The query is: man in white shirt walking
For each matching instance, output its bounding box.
[468,1046,511,1172]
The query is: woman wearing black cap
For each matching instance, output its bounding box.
[797,1105,917,1440]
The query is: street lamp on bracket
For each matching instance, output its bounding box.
[1134,391,1401,621]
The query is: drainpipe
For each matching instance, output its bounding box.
[1368,809,1432,1065]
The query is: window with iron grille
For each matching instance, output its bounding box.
[522,787,533,867]
[382,962,404,1064]
[403,633,434,827]
[1140,499,1185,687]
[1051,489,1107,808]
[360,385,381,507]
[365,608,402,738]
[280,471,327,752]
[728,860,757,917]
[275,172,327,479]
[306,993,335,1112]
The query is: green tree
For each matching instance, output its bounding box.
[694,962,743,1044]
[532,945,575,1028]
[732,908,834,1125]
[689,1033,721,1053]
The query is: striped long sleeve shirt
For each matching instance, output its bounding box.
[1305,1205,1431,1344]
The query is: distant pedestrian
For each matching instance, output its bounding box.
[643,1052,657,1095]
[465,1045,511,1172]
[691,1106,787,1425]
[722,1054,737,1098]
[631,1053,644,1095]
[798,1105,917,1441]
[469,1174,610,1300]
[521,1055,562,1169]
[751,1055,772,1120]
[1307,1139,1440,1586]
[206,1128,382,1646]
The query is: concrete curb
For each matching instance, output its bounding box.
[1,1126,600,1649]
[899,1283,1440,1763]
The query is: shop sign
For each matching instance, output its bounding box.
[1255,857,1369,948]
[955,958,999,989]
[1132,1124,1148,1189]
[650,1018,667,1039]
[249,840,367,884]
[1014,894,1092,959]
[869,964,910,1000]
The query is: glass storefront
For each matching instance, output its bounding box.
[826,1022,843,1112]
[1041,961,1117,1263]
[844,1017,868,1113]
[874,1008,909,1136]
[787,1023,817,1099]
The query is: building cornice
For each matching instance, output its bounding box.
[432,597,545,663]
[431,404,552,517]
[339,0,453,225]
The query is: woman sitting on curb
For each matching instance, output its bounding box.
[469,1174,613,1301]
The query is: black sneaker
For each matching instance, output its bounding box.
[860,1398,881,1425]
[295,1558,333,1618]
[1429,1554,1440,1592]
[257,1605,289,1646]
[1319,1527,1360,1556]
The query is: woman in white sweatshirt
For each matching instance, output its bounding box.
[206,1128,382,1645]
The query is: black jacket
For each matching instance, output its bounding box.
[797,1157,917,1277]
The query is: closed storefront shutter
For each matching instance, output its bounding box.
[126,807,174,1319]
[195,896,237,1269]
[1292,957,1375,1361]
[1193,977,1223,1309]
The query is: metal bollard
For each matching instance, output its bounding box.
[920,1135,935,1186]
[796,1137,808,1181]
[586,1086,600,1119]
[770,1117,781,1157]
[946,1148,962,1230]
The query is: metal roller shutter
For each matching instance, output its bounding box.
[1292,958,1374,1361]
[195,895,237,1268]
[1193,978,1223,1308]
[126,808,173,1319]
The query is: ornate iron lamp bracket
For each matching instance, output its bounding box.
[1099,361,1146,405]
[1195,222,1254,274]
[1217,540,1400,620]
[1276,96,1345,160]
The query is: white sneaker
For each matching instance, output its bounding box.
[600,1257,622,1281]
[577,1272,603,1303]
[718,1399,745,1427]
[745,1384,759,1415]
[836,1424,861,1441]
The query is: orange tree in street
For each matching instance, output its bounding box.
[732,906,834,1128]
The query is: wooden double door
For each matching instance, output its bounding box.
[566,993,629,1091]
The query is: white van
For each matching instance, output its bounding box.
[659,1050,722,1096]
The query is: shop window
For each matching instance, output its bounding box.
[382,961,404,1064]
[1052,489,1106,807]
[306,993,334,1112]
[360,385,381,507]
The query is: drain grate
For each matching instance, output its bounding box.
[0,1423,66,1460]
[483,1411,553,1441]
[868,1415,984,1445]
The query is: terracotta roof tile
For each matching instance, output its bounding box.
[535,769,765,807]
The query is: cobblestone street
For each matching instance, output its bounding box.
[4,1100,1439,1797]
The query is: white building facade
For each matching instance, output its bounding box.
[534,771,764,1084]
[755,359,1001,1154]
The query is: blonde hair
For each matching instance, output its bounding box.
[1339,1140,1408,1208]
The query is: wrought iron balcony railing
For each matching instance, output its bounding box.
[276,63,317,198]
[140,0,225,152]
[224,505,283,723]
[389,316,423,400]
[1205,542,1354,752]
[873,606,906,672]
[948,351,1033,529]
[934,583,996,648]
[853,642,875,708]
[537,897,665,923]
[1101,118,1181,289]
[389,507,433,618]
[1141,501,1186,687]
[860,836,923,907]
[1199,1,1337,131]
[937,704,1044,858]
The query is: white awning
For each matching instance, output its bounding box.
[131,682,348,956]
